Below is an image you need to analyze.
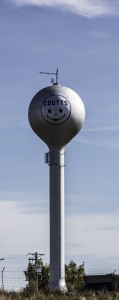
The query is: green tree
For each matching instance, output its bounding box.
[38,263,49,289]
[24,259,49,292]
[65,260,85,291]
[24,262,37,294]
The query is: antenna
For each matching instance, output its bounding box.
[40,68,58,84]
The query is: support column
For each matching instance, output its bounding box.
[47,148,67,291]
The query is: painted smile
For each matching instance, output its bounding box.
[41,95,71,125]
[47,114,65,121]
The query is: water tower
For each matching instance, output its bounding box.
[28,69,85,291]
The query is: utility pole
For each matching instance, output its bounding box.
[27,252,45,292]
[0,258,4,261]
[0,258,5,290]
[1,267,5,290]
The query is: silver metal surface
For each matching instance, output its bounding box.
[28,84,85,150]
[48,149,67,291]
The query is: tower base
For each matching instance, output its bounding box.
[50,278,67,292]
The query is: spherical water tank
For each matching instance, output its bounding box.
[28,84,85,149]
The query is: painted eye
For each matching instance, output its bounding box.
[59,108,62,113]
[48,109,51,113]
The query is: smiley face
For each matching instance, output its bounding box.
[40,94,71,125]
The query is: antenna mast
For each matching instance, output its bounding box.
[40,68,58,84]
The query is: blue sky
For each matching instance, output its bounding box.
[0,0,119,273]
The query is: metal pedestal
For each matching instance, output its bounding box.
[46,148,67,291]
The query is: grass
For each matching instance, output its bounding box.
[0,290,119,300]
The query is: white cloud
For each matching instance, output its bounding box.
[1,200,119,270]
[83,125,119,132]
[66,213,119,261]
[76,128,119,150]
[90,30,108,39]
[0,201,49,257]
[8,0,119,18]
[82,137,119,150]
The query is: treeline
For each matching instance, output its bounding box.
[24,259,85,293]
[0,260,118,299]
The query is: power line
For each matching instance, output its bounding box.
[0,258,4,261]
[27,252,45,265]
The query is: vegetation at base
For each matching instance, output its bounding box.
[65,260,85,291]
[0,260,119,299]
[24,259,85,292]
[0,289,119,299]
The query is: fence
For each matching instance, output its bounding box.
[0,267,26,291]
[0,265,119,291]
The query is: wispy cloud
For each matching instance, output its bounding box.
[76,136,119,150]
[90,30,108,39]
[83,125,119,132]
[8,0,119,18]
[0,200,49,257]
[66,213,119,260]
[1,199,119,268]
